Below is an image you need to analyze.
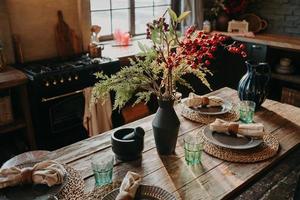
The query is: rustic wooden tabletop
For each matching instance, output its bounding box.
[47,87,300,200]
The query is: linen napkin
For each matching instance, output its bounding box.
[116,171,142,200]
[184,93,224,107]
[209,118,264,138]
[0,160,66,189]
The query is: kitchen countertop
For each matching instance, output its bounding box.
[102,37,152,60]
[231,33,300,51]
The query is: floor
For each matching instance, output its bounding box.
[235,147,300,200]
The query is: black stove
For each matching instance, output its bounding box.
[18,55,120,150]
[22,55,112,80]
[22,55,112,75]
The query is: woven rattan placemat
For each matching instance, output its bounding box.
[86,181,121,200]
[201,133,280,163]
[181,104,240,124]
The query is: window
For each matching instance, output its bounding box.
[90,0,172,40]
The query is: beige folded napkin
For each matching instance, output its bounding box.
[116,171,142,200]
[0,160,66,189]
[184,93,224,107]
[209,119,264,138]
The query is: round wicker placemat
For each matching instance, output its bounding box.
[201,133,280,163]
[86,181,121,200]
[181,104,240,124]
[57,165,85,200]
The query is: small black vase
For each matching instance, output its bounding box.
[238,60,271,109]
[152,99,180,155]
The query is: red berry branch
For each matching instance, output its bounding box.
[147,23,247,71]
[143,9,247,99]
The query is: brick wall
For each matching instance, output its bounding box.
[248,0,300,36]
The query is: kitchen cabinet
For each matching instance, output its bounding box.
[246,43,267,62]
[0,67,36,163]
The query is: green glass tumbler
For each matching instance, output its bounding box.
[91,154,114,187]
[239,100,256,124]
[184,133,204,165]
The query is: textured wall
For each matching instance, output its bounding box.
[0,0,91,63]
[248,0,300,36]
[6,0,82,62]
[0,1,15,63]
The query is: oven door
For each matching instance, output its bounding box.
[49,93,84,134]
[36,90,88,150]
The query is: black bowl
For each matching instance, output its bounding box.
[111,128,144,161]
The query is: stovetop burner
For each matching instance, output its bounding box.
[21,55,113,76]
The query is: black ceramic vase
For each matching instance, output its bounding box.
[238,60,271,109]
[152,99,180,155]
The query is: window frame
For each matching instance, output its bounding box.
[90,0,177,41]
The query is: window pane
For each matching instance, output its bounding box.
[135,0,153,7]
[91,11,112,35]
[154,0,171,6]
[135,7,155,34]
[154,6,170,19]
[112,9,130,32]
[90,0,110,10]
[112,0,129,9]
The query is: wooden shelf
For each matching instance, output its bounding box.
[0,66,36,149]
[0,66,27,90]
[232,33,300,51]
[0,119,26,134]
[271,73,300,85]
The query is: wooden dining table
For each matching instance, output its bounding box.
[47,87,300,199]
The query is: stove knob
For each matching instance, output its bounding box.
[53,80,57,85]
[45,81,50,87]
[68,76,72,82]
[60,78,64,83]
[74,75,79,80]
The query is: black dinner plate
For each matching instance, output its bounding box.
[189,101,232,115]
[203,126,263,150]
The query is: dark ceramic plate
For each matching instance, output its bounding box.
[102,185,177,200]
[190,101,232,115]
[203,126,263,150]
[0,162,67,200]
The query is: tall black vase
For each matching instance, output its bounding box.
[152,99,180,155]
[238,60,271,109]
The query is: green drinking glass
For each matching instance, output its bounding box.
[91,154,114,187]
[184,133,204,165]
[239,100,256,124]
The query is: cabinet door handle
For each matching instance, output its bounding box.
[252,45,262,49]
